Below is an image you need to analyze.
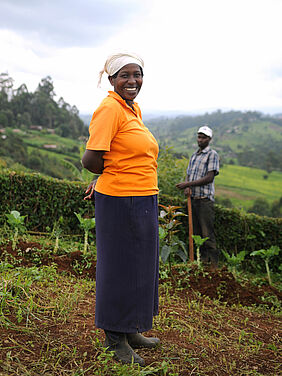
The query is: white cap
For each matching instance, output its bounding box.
[198,125,213,138]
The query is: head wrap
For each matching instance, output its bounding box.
[98,52,144,87]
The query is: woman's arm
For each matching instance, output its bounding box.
[81,150,105,174]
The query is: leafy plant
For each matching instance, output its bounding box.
[159,205,188,275]
[6,210,26,250]
[50,216,64,254]
[251,246,280,285]
[222,250,246,276]
[192,235,208,267]
[74,212,95,254]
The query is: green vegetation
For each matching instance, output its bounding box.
[251,246,280,286]
[222,250,246,276]
[6,210,26,250]
[0,170,281,271]
[74,212,95,254]
[148,110,282,173]
[0,73,88,180]
[156,148,282,215]
[215,164,282,211]
[192,235,208,267]
[159,205,188,275]
[0,73,87,138]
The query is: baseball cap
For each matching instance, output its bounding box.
[198,125,213,138]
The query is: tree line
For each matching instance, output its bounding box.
[0,73,88,139]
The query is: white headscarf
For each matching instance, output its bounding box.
[98,52,144,87]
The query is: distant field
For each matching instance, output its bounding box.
[215,164,282,209]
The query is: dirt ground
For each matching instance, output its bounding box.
[0,241,281,375]
[2,240,281,307]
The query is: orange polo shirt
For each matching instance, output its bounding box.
[86,91,159,196]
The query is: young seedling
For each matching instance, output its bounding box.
[251,246,280,286]
[6,210,27,250]
[158,205,188,275]
[51,216,64,254]
[192,235,208,267]
[222,250,246,276]
[74,212,95,254]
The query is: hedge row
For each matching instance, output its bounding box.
[0,170,281,257]
[0,170,95,233]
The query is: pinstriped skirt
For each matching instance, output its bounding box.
[94,191,159,333]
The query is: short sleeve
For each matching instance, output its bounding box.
[86,102,120,151]
[208,150,220,176]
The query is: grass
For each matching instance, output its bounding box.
[215,165,282,209]
[23,129,82,149]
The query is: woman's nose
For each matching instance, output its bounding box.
[128,75,136,83]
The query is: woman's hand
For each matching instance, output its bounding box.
[84,179,97,200]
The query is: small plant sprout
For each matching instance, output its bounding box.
[51,216,64,254]
[6,210,27,250]
[74,212,95,254]
[222,250,246,276]
[192,235,208,267]
[251,246,280,286]
[158,205,188,275]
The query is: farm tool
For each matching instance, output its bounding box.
[187,189,194,261]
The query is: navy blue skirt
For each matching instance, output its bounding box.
[94,192,159,333]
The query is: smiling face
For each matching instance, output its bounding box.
[109,63,143,106]
[197,133,211,150]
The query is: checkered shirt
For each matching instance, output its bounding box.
[187,146,219,201]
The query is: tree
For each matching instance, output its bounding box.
[0,73,14,110]
[37,76,55,99]
[248,198,271,217]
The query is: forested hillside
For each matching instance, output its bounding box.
[147,110,282,173]
[0,73,88,179]
[0,73,87,138]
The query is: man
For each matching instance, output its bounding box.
[176,125,220,266]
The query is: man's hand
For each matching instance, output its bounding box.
[184,187,192,196]
[176,182,192,196]
[176,181,189,190]
[84,179,97,200]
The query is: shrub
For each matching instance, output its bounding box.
[0,170,281,270]
[0,169,94,233]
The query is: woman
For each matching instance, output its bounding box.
[82,52,160,366]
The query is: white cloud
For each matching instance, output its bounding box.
[1,0,282,114]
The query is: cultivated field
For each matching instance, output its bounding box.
[0,236,281,376]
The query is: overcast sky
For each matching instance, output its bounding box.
[1,0,282,115]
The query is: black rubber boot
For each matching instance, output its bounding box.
[104,330,145,366]
[127,333,160,349]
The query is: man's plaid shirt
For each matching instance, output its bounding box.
[187,146,219,201]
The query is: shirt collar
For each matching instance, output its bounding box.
[108,91,138,110]
[197,145,211,154]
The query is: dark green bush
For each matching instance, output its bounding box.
[0,170,281,269]
[0,170,94,233]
